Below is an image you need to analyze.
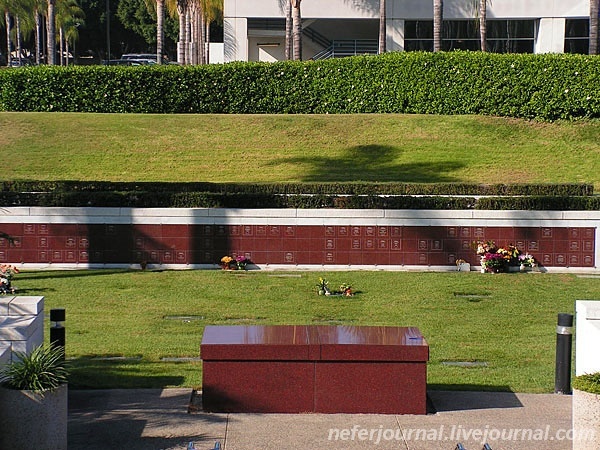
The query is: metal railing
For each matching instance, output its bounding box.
[302,27,331,50]
[312,39,378,60]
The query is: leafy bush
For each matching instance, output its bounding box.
[573,373,600,395]
[2,52,600,120]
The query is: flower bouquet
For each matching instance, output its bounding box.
[220,256,234,270]
[0,264,19,294]
[316,278,330,295]
[235,255,249,270]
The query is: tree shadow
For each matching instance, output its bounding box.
[16,269,131,282]
[266,144,463,182]
[427,385,524,413]
[68,357,188,389]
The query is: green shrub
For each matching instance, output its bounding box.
[2,52,600,120]
[573,373,600,395]
[0,345,68,394]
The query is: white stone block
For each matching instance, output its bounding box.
[0,296,15,316]
[11,325,43,355]
[0,343,11,367]
[8,296,44,316]
[576,300,600,376]
[0,314,43,341]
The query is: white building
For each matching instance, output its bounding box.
[224,0,592,62]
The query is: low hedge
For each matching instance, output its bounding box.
[1,52,600,120]
[0,181,592,196]
[0,191,598,210]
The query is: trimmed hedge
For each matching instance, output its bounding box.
[0,191,598,210]
[0,181,592,196]
[1,52,600,120]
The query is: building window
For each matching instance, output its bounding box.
[404,21,433,52]
[248,18,285,31]
[486,20,536,53]
[404,19,536,53]
[565,19,589,54]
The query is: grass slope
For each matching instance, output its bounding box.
[2,112,599,189]
[16,269,598,393]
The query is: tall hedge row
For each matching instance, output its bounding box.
[2,52,600,120]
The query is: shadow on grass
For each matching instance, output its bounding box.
[16,269,131,282]
[427,385,523,413]
[68,357,189,389]
[266,144,464,182]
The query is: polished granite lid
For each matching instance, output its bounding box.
[201,325,428,361]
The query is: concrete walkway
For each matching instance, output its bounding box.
[68,389,574,450]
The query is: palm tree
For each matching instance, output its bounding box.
[56,0,83,65]
[156,0,164,63]
[433,0,443,52]
[285,0,291,59]
[201,0,222,64]
[591,0,599,55]
[33,0,46,64]
[378,0,385,54]
[173,0,187,63]
[291,0,301,60]
[47,0,56,64]
[479,0,486,51]
[1,0,13,66]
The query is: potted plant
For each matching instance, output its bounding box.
[0,344,69,450]
[572,372,600,450]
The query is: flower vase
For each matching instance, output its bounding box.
[480,268,486,273]
[520,263,526,272]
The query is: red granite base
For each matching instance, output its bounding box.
[201,325,429,414]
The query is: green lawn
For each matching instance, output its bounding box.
[18,269,598,393]
[1,112,599,189]
[4,111,599,393]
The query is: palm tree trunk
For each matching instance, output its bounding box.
[16,16,22,64]
[5,11,12,66]
[205,18,210,64]
[47,0,56,64]
[378,0,386,54]
[156,0,164,64]
[479,0,486,52]
[59,27,64,65]
[285,0,292,60]
[291,0,302,60]
[591,0,599,55]
[433,0,443,52]
[177,1,186,64]
[198,5,205,64]
[35,9,42,64]
[185,9,191,64]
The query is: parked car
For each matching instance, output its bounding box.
[121,53,171,64]
[101,59,155,66]
[8,58,33,67]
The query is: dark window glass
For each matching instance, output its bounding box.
[248,19,285,30]
[405,19,535,54]
[564,19,589,54]
[565,19,589,37]
[405,20,433,39]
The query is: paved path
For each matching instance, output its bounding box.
[68,389,574,450]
